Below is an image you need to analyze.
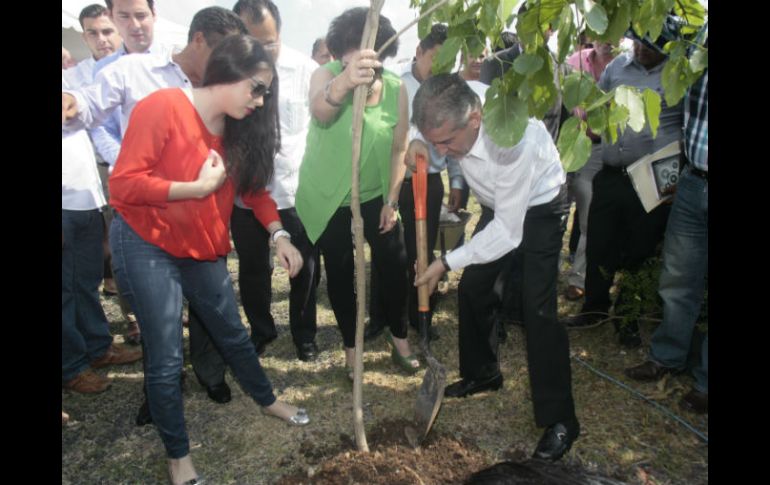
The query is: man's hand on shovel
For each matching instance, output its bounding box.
[415,258,446,296]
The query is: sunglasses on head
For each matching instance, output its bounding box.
[249,77,271,98]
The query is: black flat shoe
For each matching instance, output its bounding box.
[533,419,580,461]
[205,381,231,404]
[296,342,319,362]
[444,374,503,398]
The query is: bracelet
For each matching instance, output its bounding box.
[386,199,399,211]
[440,255,451,272]
[271,228,291,244]
[323,77,343,107]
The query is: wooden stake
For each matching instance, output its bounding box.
[350,0,385,453]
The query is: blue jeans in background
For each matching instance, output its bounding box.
[110,215,277,458]
[62,208,113,382]
[649,167,708,393]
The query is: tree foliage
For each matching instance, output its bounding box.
[409,0,708,171]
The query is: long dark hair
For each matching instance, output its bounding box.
[202,34,280,196]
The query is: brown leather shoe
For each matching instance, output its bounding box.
[679,388,708,414]
[91,344,142,369]
[624,360,680,382]
[63,369,111,394]
[564,285,585,301]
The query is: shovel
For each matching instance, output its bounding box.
[405,153,447,448]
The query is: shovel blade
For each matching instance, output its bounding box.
[411,356,446,447]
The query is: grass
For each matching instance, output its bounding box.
[62,193,708,484]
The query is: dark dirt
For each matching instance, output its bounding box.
[276,418,492,484]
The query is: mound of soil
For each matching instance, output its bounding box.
[276,418,492,484]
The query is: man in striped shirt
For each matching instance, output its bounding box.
[625,23,708,415]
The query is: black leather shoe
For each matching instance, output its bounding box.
[561,312,605,329]
[364,320,386,341]
[615,320,641,349]
[135,399,152,426]
[533,419,580,461]
[296,342,319,362]
[624,360,680,382]
[205,381,231,404]
[679,388,708,414]
[444,374,503,398]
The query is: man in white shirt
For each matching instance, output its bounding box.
[62,5,141,396]
[233,0,320,362]
[411,74,579,461]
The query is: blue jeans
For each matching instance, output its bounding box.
[110,215,276,458]
[62,209,113,382]
[649,167,708,393]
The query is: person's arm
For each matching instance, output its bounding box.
[446,156,466,212]
[379,82,410,234]
[308,49,382,124]
[240,190,304,278]
[88,111,122,167]
[62,61,126,131]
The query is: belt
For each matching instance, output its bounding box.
[688,165,708,180]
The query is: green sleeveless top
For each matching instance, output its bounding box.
[295,60,401,243]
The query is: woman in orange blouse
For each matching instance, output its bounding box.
[109,35,308,485]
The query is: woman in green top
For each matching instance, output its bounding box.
[295,7,418,376]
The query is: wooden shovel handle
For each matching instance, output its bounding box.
[413,154,430,312]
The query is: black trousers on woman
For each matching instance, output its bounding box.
[457,186,576,427]
[230,206,318,350]
[316,197,409,348]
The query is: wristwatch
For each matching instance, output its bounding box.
[386,199,399,211]
[271,228,291,245]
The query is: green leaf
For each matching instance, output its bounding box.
[516,5,544,48]
[690,47,708,73]
[557,117,593,172]
[587,106,608,134]
[585,2,609,35]
[608,101,629,140]
[632,0,654,40]
[585,89,615,112]
[483,84,529,147]
[513,53,544,75]
[602,0,631,44]
[479,0,500,35]
[556,5,574,63]
[614,86,645,132]
[673,0,706,27]
[432,36,462,74]
[642,88,661,138]
[661,57,689,107]
[536,0,568,27]
[563,72,593,111]
[498,0,518,25]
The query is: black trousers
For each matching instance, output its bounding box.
[230,206,318,348]
[399,173,444,327]
[457,186,576,427]
[316,197,409,348]
[582,168,671,316]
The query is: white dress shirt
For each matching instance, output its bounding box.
[235,45,316,210]
[62,67,106,211]
[445,119,565,271]
[63,46,189,138]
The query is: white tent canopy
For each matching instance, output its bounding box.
[62,0,189,63]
